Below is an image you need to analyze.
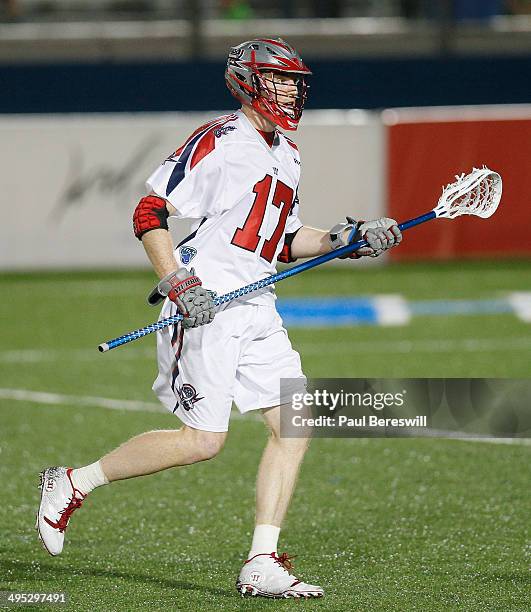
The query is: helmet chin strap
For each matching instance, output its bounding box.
[251,73,304,131]
[252,97,297,131]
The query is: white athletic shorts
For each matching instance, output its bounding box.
[153,302,306,432]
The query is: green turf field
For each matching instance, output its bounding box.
[1,261,530,611]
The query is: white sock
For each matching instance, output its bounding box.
[248,524,281,559]
[70,461,109,495]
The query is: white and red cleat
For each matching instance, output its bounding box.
[236,552,324,599]
[36,467,86,556]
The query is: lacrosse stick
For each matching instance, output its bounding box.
[99,166,502,352]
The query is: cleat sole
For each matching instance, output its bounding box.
[236,583,324,599]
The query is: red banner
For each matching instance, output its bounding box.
[387,117,531,260]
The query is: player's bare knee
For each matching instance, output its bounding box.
[283,435,311,457]
[263,405,310,449]
[183,427,227,462]
[266,424,311,457]
[198,433,226,461]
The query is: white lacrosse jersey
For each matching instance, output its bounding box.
[146,109,303,306]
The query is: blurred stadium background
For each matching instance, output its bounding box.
[1,2,530,610]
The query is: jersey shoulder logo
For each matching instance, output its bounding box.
[214,125,237,138]
[166,115,238,196]
[179,246,197,265]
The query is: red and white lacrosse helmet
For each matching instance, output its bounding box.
[225,38,312,131]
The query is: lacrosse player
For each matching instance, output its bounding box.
[37,38,402,599]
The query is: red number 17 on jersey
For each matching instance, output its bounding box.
[231,174,294,263]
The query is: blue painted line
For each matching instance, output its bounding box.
[277,298,377,327]
[276,296,517,328]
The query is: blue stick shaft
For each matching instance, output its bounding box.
[98,210,437,352]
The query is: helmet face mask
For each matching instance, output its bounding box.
[252,71,309,126]
[225,38,312,131]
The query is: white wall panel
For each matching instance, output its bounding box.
[0,110,384,270]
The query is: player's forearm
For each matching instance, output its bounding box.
[141,229,178,279]
[290,226,331,258]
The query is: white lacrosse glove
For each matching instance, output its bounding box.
[329,216,402,258]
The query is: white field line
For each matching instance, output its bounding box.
[0,388,528,446]
[1,336,531,364]
[0,388,252,420]
[445,436,530,446]
[508,292,531,323]
[0,347,153,363]
[302,336,531,355]
[372,294,411,326]
[4,279,150,297]
[0,388,163,413]
[413,428,531,446]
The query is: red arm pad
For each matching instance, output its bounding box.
[277,228,301,264]
[133,195,170,240]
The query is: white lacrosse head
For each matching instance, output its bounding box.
[434,166,502,219]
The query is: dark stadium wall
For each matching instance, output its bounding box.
[1,55,530,113]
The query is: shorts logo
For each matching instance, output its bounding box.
[180,246,197,265]
[177,383,204,411]
[214,125,237,138]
